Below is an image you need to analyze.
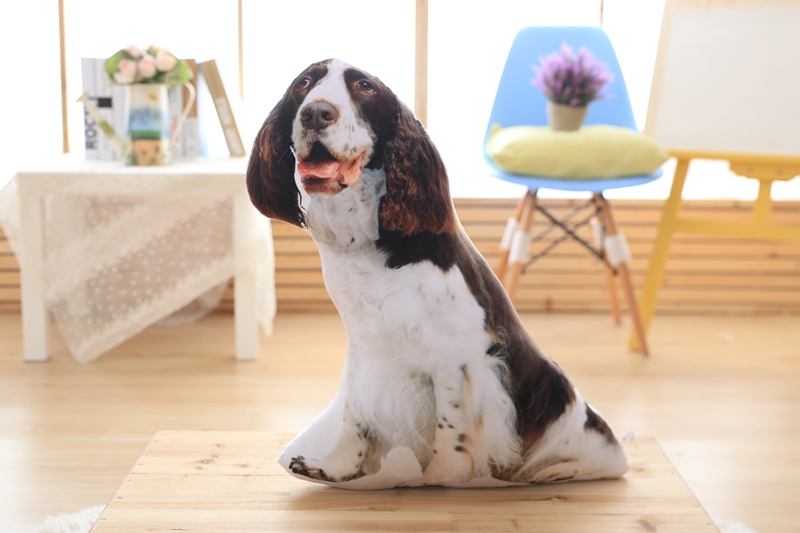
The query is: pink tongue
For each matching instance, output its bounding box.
[298,160,340,179]
[298,154,365,186]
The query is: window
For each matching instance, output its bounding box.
[2,0,797,201]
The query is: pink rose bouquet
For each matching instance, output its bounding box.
[105,45,192,88]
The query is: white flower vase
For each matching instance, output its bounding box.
[546,101,588,132]
[124,83,171,166]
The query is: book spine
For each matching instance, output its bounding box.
[198,60,245,157]
[81,58,100,160]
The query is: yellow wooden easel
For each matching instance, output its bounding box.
[633,0,800,349]
[630,152,800,350]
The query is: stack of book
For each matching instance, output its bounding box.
[81,58,243,160]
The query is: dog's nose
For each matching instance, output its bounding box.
[300,102,339,131]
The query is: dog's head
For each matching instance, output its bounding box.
[247,58,455,235]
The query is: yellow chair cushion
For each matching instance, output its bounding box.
[487,124,669,179]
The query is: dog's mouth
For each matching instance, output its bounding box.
[297,142,365,194]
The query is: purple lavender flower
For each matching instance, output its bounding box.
[532,43,614,107]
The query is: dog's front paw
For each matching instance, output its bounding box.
[289,455,334,482]
[288,455,365,483]
[422,450,474,485]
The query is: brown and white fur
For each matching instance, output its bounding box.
[247,59,629,488]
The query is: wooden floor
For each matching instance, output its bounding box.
[1,311,799,532]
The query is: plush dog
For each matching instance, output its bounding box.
[246,59,629,488]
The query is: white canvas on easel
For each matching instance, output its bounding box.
[630,0,800,352]
[645,0,800,157]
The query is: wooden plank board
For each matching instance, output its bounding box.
[0,287,21,301]
[0,254,20,270]
[273,285,800,306]
[276,253,800,273]
[275,236,800,259]
[0,271,20,284]
[90,432,718,533]
[272,272,800,292]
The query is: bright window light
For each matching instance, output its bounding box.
[1,0,797,201]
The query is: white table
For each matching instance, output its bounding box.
[2,156,274,363]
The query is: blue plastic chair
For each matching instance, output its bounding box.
[485,26,658,355]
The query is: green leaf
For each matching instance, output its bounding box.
[151,71,168,84]
[165,59,193,88]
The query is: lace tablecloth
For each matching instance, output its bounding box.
[0,156,275,363]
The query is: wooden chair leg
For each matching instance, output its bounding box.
[597,195,650,356]
[496,191,530,282]
[602,262,622,325]
[616,263,648,356]
[504,190,536,306]
[629,158,689,350]
[593,195,621,325]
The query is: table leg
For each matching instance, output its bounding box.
[234,194,259,362]
[19,191,51,362]
[628,158,690,350]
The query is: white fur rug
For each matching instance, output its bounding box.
[30,506,105,533]
[31,505,756,533]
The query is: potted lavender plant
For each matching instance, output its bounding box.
[532,43,613,131]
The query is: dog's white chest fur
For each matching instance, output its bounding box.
[304,169,488,355]
[299,169,519,475]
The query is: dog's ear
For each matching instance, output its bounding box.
[380,102,456,236]
[246,90,306,228]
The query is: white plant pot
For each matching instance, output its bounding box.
[546,101,588,132]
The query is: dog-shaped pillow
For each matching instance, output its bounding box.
[246,59,629,489]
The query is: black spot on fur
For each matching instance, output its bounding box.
[452,232,576,449]
[377,230,459,270]
[584,404,617,445]
[288,456,336,482]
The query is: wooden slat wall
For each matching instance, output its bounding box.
[2,198,799,315]
[0,233,19,313]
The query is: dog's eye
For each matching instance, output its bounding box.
[357,80,375,93]
[296,77,311,90]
